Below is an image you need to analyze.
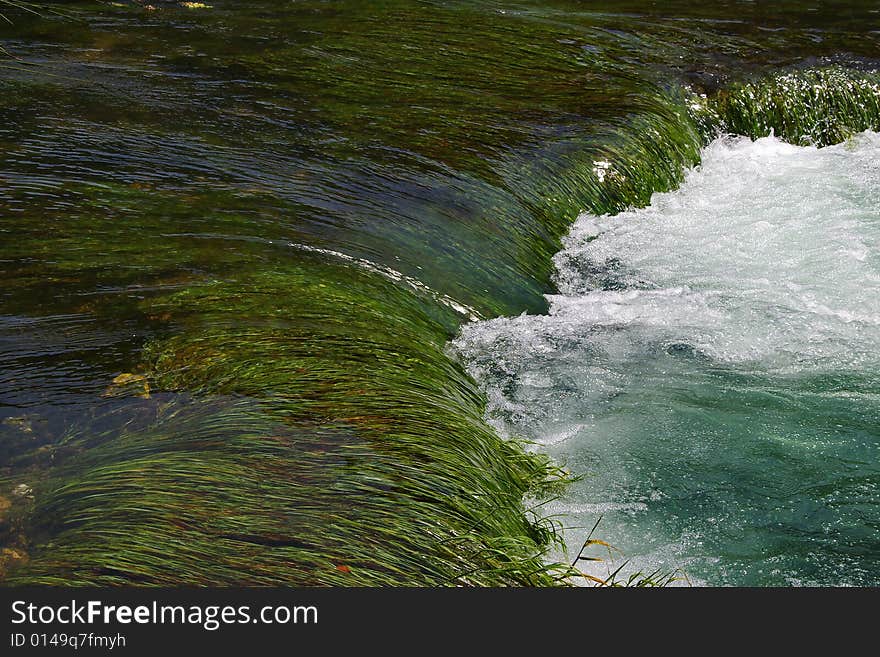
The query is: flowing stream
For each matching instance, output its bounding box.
[1,1,878,586]
[454,132,880,586]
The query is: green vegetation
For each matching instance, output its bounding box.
[1,1,879,587]
[696,66,880,147]
[0,183,575,585]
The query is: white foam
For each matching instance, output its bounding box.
[553,132,880,371]
[452,131,880,586]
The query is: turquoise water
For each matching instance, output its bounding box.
[453,132,880,586]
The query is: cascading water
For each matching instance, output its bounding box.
[453,131,880,586]
[2,1,879,587]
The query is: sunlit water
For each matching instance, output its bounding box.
[453,132,880,586]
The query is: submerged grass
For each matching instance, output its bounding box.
[0,91,707,586]
[6,64,879,586]
[2,0,879,588]
[2,252,576,585]
[0,85,707,587]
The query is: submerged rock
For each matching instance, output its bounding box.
[0,547,28,579]
[2,417,33,434]
[12,484,33,500]
[103,373,151,399]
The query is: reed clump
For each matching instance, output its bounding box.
[696,65,880,147]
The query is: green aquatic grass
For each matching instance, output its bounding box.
[12,401,571,585]
[2,252,576,586]
[0,93,706,586]
[519,86,705,224]
[2,0,880,588]
[696,65,880,147]
[6,64,880,586]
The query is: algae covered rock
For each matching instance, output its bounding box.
[102,373,151,399]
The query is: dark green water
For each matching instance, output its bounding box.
[0,1,878,585]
